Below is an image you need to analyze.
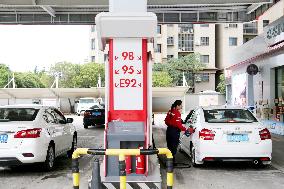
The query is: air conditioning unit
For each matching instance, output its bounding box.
[224,24,229,28]
[189,28,194,33]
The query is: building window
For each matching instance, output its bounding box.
[200,37,209,46]
[200,24,209,27]
[263,20,269,27]
[91,56,96,62]
[179,24,194,33]
[157,25,161,34]
[195,73,210,82]
[156,44,161,53]
[178,34,194,51]
[229,24,238,28]
[202,73,210,82]
[167,37,174,45]
[229,37,238,46]
[91,39,96,50]
[200,55,209,63]
[167,55,174,59]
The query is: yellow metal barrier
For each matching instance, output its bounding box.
[72,148,173,189]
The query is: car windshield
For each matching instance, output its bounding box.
[0,108,39,121]
[80,99,94,103]
[203,109,258,123]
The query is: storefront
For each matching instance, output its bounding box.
[226,15,284,135]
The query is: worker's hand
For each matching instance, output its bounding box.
[187,127,195,134]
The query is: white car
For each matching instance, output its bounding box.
[75,97,104,116]
[180,106,272,166]
[0,104,77,170]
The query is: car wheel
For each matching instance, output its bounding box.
[67,134,77,158]
[44,144,55,171]
[84,124,88,129]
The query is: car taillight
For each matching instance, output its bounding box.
[260,157,270,161]
[199,128,215,140]
[14,128,42,138]
[84,111,91,117]
[259,128,271,140]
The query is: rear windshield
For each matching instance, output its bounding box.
[79,99,94,103]
[203,109,258,123]
[0,108,39,121]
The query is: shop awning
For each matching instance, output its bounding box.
[227,42,284,70]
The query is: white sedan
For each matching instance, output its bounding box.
[0,104,77,170]
[180,106,272,166]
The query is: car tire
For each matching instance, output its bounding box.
[67,134,77,158]
[44,144,55,171]
[84,124,88,129]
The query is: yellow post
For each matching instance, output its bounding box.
[119,154,126,189]
[72,148,89,189]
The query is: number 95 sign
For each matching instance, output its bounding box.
[111,38,145,110]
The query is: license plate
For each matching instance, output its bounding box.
[227,134,249,142]
[0,134,8,143]
[92,112,101,116]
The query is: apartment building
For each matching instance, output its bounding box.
[154,24,218,92]
[89,25,105,64]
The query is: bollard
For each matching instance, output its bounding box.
[72,148,173,189]
[90,159,101,189]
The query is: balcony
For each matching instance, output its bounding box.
[243,23,258,35]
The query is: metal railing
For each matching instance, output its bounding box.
[72,148,174,189]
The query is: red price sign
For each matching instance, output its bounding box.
[112,39,144,110]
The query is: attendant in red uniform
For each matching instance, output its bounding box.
[165,100,187,163]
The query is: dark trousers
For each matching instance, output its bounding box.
[166,126,180,162]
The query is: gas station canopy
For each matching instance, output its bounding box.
[0,87,189,99]
[0,0,271,24]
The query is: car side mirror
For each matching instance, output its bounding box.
[66,118,74,123]
[59,120,66,124]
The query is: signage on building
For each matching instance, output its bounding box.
[246,64,258,75]
[265,16,284,46]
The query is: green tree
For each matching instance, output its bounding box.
[166,54,205,91]
[0,64,11,88]
[152,63,166,72]
[39,72,54,88]
[49,62,81,88]
[152,71,173,87]
[73,63,105,88]
[14,72,45,88]
[217,74,226,94]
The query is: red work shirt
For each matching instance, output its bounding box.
[165,108,186,131]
